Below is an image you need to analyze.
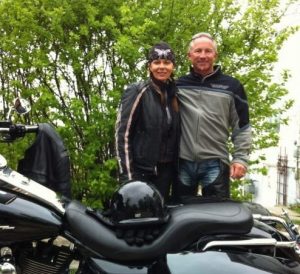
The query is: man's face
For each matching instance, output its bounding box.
[188,37,217,76]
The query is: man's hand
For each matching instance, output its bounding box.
[230,163,247,179]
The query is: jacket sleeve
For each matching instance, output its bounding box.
[115,83,144,182]
[230,83,252,167]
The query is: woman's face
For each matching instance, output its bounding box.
[149,59,174,82]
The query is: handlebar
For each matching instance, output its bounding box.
[0,122,38,141]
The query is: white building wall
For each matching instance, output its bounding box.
[252,165,278,207]
[250,97,300,207]
[250,3,300,207]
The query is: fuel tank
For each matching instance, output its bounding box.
[87,250,300,274]
[0,190,62,244]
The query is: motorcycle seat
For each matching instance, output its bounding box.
[65,200,253,262]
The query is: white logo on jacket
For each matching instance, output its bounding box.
[210,84,229,89]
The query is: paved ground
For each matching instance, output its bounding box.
[267,206,300,221]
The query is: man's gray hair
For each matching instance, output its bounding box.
[188,32,218,53]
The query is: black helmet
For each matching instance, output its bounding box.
[109,181,169,227]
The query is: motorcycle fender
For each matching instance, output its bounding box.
[167,251,300,274]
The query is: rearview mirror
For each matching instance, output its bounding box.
[14,98,31,115]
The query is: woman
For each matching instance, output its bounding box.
[115,42,179,202]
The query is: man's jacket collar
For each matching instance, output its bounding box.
[190,65,221,80]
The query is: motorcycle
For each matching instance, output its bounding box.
[0,98,300,274]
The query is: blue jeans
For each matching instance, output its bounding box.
[178,158,230,198]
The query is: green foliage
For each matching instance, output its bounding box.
[289,203,300,215]
[231,179,254,201]
[0,0,298,205]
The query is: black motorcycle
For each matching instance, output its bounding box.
[0,98,300,274]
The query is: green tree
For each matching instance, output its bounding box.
[0,0,298,205]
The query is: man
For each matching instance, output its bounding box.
[176,32,251,198]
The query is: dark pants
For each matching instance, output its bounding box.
[134,162,177,203]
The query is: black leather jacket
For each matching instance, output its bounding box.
[115,79,180,181]
[17,123,71,198]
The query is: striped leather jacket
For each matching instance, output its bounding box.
[115,79,180,181]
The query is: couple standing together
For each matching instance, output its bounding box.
[115,32,252,203]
